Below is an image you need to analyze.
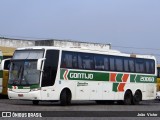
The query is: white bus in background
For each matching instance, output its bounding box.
[1,46,157,105]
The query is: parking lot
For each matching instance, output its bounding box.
[0,98,160,119]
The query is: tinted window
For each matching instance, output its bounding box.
[110,57,115,71]
[135,59,145,73]
[129,59,135,72]
[61,51,78,68]
[78,53,94,70]
[115,57,123,71]
[60,51,155,74]
[104,57,109,71]
[150,60,155,74]
[124,58,129,72]
[95,55,104,70]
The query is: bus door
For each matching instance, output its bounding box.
[41,50,59,100]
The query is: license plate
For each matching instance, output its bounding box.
[18,94,24,97]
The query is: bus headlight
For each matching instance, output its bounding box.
[8,88,12,91]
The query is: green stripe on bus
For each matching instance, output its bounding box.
[8,84,40,89]
[116,74,123,82]
[130,74,136,82]
[68,71,109,81]
[113,83,119,92]
[60,69,156,83]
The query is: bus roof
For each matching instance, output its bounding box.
[16,46,156,60]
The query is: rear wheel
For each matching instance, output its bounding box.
[60,89,71,106]
[32,100,39,105]
[132,91,142,105]
[124,91,132,105]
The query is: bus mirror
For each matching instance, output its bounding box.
[37,58,46,71]
[1,58,11,70]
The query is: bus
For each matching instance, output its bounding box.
[1,46,157,105]
[0,46,15,96]
[156,65,160,100]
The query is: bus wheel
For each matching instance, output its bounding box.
[124,90,132,105]
[132,91,142,105]
[60,89,71,106]
[32,100,39,105]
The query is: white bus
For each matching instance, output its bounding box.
[2,46,157,105]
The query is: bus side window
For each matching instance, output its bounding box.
[145,60,155,74]
[115,57,123,72]
[78,53,94,70]
[104,57,109,71]
[61,51,78,69]
[94,55,104,70]
[150,60,155,74]
[109,57,115,71]
[124,58,129,72]
[129,58,135,72]
[135,59,145,73]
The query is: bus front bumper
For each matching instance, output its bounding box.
[8,91,41,100]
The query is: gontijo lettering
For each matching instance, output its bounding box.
[70,73,93,79]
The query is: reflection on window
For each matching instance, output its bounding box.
[104,57,109,71]
[61,52,77,68]
[124,59,129,72]
[95,55,104,70]
[135,59,145,73]
[78,53,94,69]
[60,51,155,74]
[110,57,115,71]
[129,59,135,72]
[115,58,123,71]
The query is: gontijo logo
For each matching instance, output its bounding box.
[70,73,93,80]
[63,69,94,80]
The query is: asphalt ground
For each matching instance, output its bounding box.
[0,98,159,120]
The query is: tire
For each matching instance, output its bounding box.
[124,91,132,105]
[32,100,39,105]
[132,91,142,105]
[60,89,71,106]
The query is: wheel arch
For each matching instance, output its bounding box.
[60,87,72,99]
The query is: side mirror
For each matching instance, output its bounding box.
[1,58,11,70]
[37,58,46,71]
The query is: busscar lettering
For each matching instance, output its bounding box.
[77,82,88,86]
[70,73,93,80]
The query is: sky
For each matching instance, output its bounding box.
[0,0,160,62]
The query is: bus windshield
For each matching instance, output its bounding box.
[9,50,44,86]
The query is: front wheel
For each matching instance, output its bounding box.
[60,89,71,106]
